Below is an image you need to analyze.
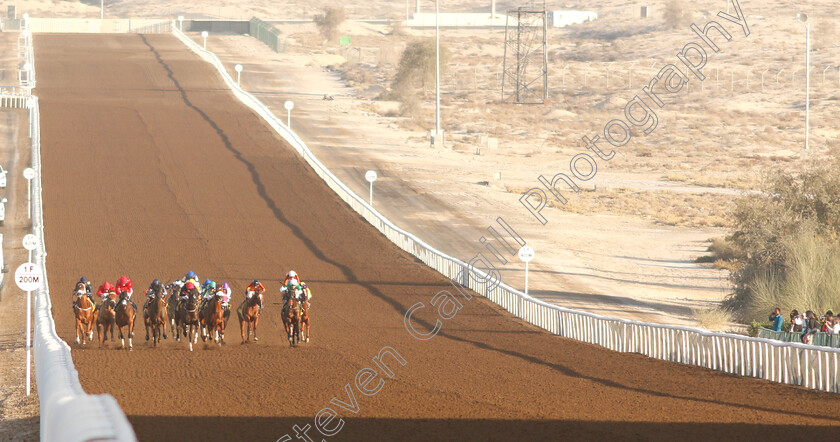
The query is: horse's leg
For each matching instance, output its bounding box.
[253,315,259,342]
[118,324,125,349]
[75,318,81,345]
[187,323,193,352]
[145,313,151,341]
[239,314,246,344]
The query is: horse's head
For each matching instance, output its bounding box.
[101,297,115,311]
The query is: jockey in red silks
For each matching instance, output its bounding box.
[96,281,117,304]
[115,276,137,310]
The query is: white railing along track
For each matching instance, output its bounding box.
[171,24,840,394]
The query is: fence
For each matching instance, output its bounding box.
[249,17,284,53]
[171,24,840,394]
[4,21,137,442]
[758,327,840,348]
[27,18,170,33]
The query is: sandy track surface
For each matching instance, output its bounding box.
[34,34,840,441]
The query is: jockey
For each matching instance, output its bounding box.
[199,280,217,310]
[77,276,96,306]
[115,275,137,311]
[217,282,232,309]
[182,271,200,286]
[178,281,197,310]
[282,270,300,286]
[299,282,312,305]
[96,281,117,304]
[280,278,300,307]
[246,279,266,311]
[144,279,166,311]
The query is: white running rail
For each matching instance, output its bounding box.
[12,27,137,442]
[171,24,840,394]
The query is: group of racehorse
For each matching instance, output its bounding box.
[71,279,311,351]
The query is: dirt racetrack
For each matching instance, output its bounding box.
[34,34,840,441]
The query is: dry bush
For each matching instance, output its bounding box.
[723,160,840,315]
[390,39,451,116]
[314,6,346,42]
[745,231,840,321]
[663,0,691,29]
[692,306,733,331]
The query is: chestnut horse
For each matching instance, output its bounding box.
[201,294,226,346]
[299,300,311,343]
[282,295,301,348]
[144,286,168,347]
[237,290,261,344]
[114,291,136,351]
[96,297,116,348]
[72,282,95,346]
[176,288,201,351]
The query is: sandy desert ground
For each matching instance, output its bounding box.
[5,1,839,324]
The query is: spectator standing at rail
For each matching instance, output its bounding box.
[833,318,840,335]
[803,311,821,344]
[789,310,804,333]
[822,311,835,333]
[769,308,783,332]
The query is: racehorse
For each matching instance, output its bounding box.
[282,295,301,348]
[201,293,226,346]
[299,299,310,343]
[114,291,136,351]
[166,281,183,336]
[237,289,261,344]
[96,297,116,348]
[72,282,95,346]
[144,286,168,347]
[176,288,201,351]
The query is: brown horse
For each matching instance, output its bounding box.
[176,288,201,351]
[96,297,116,348]
[166,281,183,336]
[144,287,168,347]
[201,294,226,346]
[114,291,136,351]
[300,300,311,343]
[72,283,95,346]
[237,290,261,344]
[282,295,301,348]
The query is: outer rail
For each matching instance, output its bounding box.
[172,24,840,394]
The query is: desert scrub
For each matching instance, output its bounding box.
[509,186,733,228]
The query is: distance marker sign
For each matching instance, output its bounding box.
[15,263,43,291]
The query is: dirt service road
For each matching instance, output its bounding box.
[34,33,840,441]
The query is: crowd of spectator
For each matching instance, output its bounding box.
[768,308,840,344]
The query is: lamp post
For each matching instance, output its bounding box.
[178,15,184,32]
[201,31,208,51]
[797,13,809,151]
[235,64,243,87]
[100,0,104,19]
[284,100,294,129]
[433,0,442,146]
[365,170,377,206]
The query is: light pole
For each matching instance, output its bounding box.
[178,15,184,32]
[433,0,442,146]
[100,0,104,20]
[284,100,294,129]
[365,170,377,206]
[201,31,208,51]
[797,13,809,151]
[235,64,243,87]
